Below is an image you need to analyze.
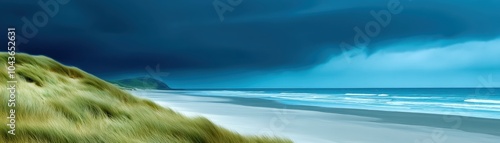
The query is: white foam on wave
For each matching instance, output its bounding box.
[344,97,375,101]
[390,96,441,99]
[386,101,500,109]
[277,92,330,98]
[345,93,390,97]
[190,90,336,102]
[172,90,500,119]
[345,93,378,96]
[464,99,500,104]
[377,94,389,97]
[189,90,270,97]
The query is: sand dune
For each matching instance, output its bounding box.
[0,53,290,143]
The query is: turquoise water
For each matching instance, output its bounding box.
[169,88,500,119]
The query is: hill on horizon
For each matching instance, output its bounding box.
[110,77,171,90]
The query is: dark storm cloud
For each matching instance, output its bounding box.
[1,0,500,75]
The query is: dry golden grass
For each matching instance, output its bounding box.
[0,53,292,143]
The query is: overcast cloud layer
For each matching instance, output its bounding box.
[1,0,499,88]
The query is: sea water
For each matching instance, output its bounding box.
[161,88,500,119]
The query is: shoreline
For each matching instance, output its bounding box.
[201,94,500,136]
[135,91,500,143]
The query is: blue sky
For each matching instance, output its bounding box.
[245,38,500,88]
[1,0,499,88]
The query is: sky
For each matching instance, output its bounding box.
[1,0,500,88]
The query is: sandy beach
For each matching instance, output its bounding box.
[134,91,500,143]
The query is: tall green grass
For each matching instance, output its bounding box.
[0,53,292,143]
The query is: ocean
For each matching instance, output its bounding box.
[159,88,500,119]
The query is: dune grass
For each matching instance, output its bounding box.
[0,53,292,143]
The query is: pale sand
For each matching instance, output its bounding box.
[133,91,500,143]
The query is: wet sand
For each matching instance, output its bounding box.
[134,91,500,143]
